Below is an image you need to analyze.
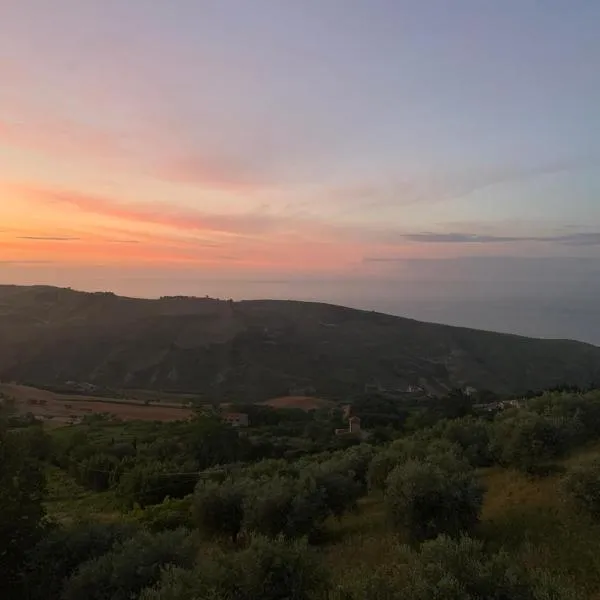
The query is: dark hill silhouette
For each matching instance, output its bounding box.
[0,284,598,399]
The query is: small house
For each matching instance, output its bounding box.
[222,412,249,428]
[348,416,361,434]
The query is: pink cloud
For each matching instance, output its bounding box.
[0,114,272,193]
[24,185,287,237]
[6,183,466,278]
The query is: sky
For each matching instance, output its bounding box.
[1,1,600,343]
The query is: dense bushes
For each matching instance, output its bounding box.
[130,496,194,532]
[117,460,200,508]
[368,436,463,490]
[10,389,600,600]
[192,446,371,542]
[193,478,247,541]
[243,476,327,540]
[491,411,572,472]
[140,535,326,600]
[45,412,356,509]
[529,391,600,444]
[311,466,361,518]
[61,528,196,600]
[432,417,494,467]
[562,458,600,518]
[77,453,121,491]
[25,521,139,600]
[0,427,47,598]
[385,455,484,543]
[342,535,577,600]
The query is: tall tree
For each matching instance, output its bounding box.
[0,427,46,598]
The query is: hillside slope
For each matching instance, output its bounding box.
[0,285,599,399]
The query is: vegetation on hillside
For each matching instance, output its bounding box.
[1,284,599,396]
[4,386,600,598]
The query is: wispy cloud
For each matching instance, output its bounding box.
[0,115,278,193]
[399,231,600,245]
[17,235,81,241]
[334,158,594,209]
[559,233,600,247]
[0,260,57,265]
[21,186,288,237]
[154,152,274,192]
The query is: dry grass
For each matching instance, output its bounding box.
[480,464,600,599]
[322,494,403,591]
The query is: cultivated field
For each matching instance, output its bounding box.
[261,395,333,411]
[0,383,194,426]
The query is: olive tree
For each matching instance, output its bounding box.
[385,455,483,543]
[140,535,326,600]
[243,476,328,540]
[193,478,247,542]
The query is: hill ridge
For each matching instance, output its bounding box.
[0,284,598,398]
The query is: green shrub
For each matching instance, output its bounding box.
[243,476,328,540]
[193,478,246,541]
[385,456,483,543]
[77,453,121,491]
[0,427,46,598]
[138,566,220,600]
[232,535,326,600]
[562,458,600,518]
[311,466,361,518]
[25,521,138,600]
[242,476,294,538]
[435,417,494,467]
[118,460,199,508]
[368,449,402,491]
[333,444,377,488]
[368,436,465,492]
[131,496,193,532]
[284,478,329,540]
[140,535,326,600]
[491,411,570,472]
[339,535,578,600]
[61,528,196,600]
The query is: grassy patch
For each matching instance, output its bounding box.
[322,494,404,592]
[45,466,122,524]
[480,464,600,598]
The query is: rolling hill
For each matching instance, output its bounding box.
[0,284,599,400]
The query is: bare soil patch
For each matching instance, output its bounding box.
[261,395,333,411]
[1,383,193,426]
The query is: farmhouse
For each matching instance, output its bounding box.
[335,415,361,436]
[222,412,249,427]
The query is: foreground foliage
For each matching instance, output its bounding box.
[141,535,325,600]
[61,528,196,600]
[5,389,600,599]
[0,427,47,598]
[339,535,578,600]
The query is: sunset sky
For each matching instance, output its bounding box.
[1,1,599,341]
